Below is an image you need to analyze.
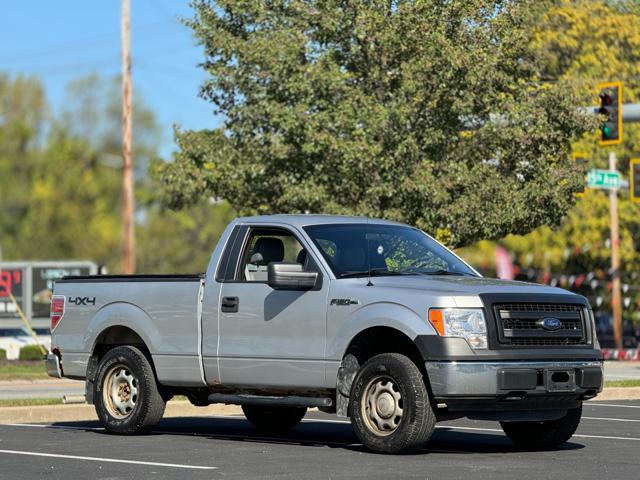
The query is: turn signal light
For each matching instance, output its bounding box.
[428,309,445,336]
[50,295,65,331]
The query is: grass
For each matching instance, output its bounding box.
[0,398,62,407]
[0,360,49,381]
[604,379,640,388]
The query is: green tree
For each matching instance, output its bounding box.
[0,73,234,274]
[136,198,236,273]
[460,0,640,324]
[162,0,593,247]
[0,74,148,271]
[0,74,48,258]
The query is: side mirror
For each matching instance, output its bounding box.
[268,262,318,290]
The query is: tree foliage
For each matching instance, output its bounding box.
[498,0,640,275]
[162,0,593,247]
[461,0,640,321]
[0,73,233,273]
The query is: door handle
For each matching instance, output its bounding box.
[221,296,239,313]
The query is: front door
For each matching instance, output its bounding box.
[217,226,329,388]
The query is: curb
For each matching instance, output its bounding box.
[589,387,640,401]
[0,401,243,424]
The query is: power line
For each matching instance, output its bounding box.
[0,20,177,65]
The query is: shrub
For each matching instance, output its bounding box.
[18,345,44,361]
[0,348,6,361]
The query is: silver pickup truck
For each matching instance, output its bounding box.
[47,215,602,453]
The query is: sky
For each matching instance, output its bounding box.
[0,0,222,157]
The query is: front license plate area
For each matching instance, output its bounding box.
[545,369,576,392]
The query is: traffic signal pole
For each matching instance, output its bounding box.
[608,151,623,350]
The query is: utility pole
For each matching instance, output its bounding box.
[121,0,135,274]
[608,151,623,350]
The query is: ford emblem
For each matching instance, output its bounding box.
[540,317,562,331]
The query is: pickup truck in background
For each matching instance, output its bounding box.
[47,215,603,453]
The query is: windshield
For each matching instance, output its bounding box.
[303,223,478,278]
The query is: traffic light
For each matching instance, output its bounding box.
[573,152,587,197]
[631,159,640,203]
[597,81,622,146]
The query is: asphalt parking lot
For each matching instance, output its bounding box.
[1,401,639,480]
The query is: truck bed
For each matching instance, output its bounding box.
[53,274,206,386]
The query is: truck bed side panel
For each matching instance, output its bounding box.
[52,278,205,386]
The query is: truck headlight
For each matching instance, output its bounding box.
[428,308,488,349]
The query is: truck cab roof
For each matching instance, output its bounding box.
[234,214,406,228]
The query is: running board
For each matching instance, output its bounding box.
[207,393,333,408]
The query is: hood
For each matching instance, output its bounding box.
[367,275,576,297]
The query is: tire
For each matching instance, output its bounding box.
[93,345,166,435]
[242,405,307,432]
[500,404,582,449]
[349,353,436,454]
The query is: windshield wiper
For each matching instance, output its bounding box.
[339,268,411,278]
[399,267,470,276]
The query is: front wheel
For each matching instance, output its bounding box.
[349,353,436,454]
[500,404,582,449]
[242,405,307,432]
[93,345,166,434]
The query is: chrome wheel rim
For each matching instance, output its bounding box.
[361,375,403,436]
[103,365,138,418]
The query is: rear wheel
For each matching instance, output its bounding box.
[500,404,582,449]
[242,405,307,432]
[93,345,165,434]
[349,353,435,454]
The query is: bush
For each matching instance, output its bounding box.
[18,345,44,361]
[0,349,6,361]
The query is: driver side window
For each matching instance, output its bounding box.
[240,228,306,282]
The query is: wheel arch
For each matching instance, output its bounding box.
[85,302,160,357]
[343,325,425,370]
[84,303,160,404]
[335,324,435,417]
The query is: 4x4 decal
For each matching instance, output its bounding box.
[68,296,96,306]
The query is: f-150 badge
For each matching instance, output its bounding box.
[330,298,360,306]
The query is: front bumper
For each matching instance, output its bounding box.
[45,352,62,378]
[425,360,603,399]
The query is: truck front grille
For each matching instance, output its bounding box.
[493,303,588,347]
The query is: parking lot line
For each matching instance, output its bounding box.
[0,449,217,470]
[585,403,640,409]
[583,416,640,422]
[438,425,640,442]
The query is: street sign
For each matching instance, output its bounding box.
[0,267,26,318]
[0,261,97,329]
[587,169,620,189]
[31,265,94,318]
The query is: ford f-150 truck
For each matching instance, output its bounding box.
[47,215,603,453]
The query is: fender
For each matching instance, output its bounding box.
[328,301,437,363]
[329,301,438,416]
[85,301,159,355]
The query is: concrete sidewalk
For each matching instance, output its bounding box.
[0,378,84,400]
[0,400,243,424]
[603,360,640,380]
